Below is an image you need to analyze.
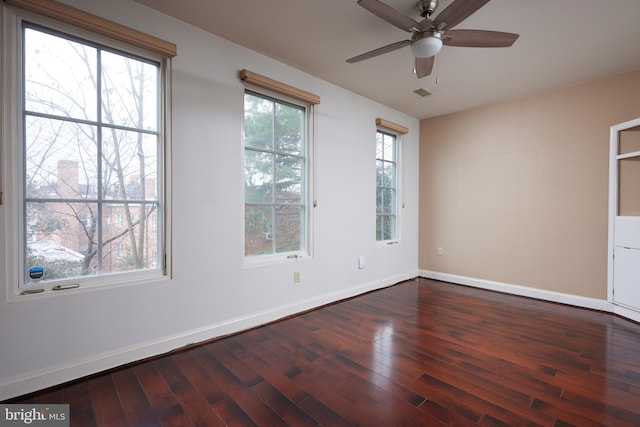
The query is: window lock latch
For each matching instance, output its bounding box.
[52,283,80,291]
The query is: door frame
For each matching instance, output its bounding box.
[607,117,640,305]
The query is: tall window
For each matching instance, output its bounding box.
[1,4,172,294]
[376,130,398,242]
[243,91,308,258]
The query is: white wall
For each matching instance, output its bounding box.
[0,0,419,400]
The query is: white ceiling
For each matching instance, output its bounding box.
[134,0,640,120]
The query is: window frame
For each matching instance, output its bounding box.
[376,127,402,245]
[1,4,173,300]
[241,86,315,266]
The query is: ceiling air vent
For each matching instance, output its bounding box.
[413,88,431,97]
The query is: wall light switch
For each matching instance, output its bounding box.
[437,247,444,256]
[358,255,365,269]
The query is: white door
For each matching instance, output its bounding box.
[610,118,640,312]
[613,218,640,310]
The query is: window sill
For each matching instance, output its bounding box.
[377,240,400,247]
[242,253,310,269]
[8,271,169,303]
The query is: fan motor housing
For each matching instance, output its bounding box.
[416,0,438,17]
[412,28,442,44]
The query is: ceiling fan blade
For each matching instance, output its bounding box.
[433,0,490,30]
[346,40,411,63]
[443,30,519,47]
[357,0,421,32]
[415,56,434,78]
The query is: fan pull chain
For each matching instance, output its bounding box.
[435,55,440,84]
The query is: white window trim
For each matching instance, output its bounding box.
[376,126,403,247]
[240,84,315,267]
[1,4,173,301]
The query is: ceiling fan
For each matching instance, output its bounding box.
[346,0,519,78]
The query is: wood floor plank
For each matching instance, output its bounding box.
[221,334,313,405]
[110,368,161,427]
[6,278,640,426]
[152,356,226,426]
[87,375,128,427]
[63,380,96,427]
[309,349,447,426]
[220,338,320,426]
[132,361,193,426]
[418,397,480,426]
[249,380,318,427]
[295,394,353,426]
[195,345,289,426]
[33,385,64,404]
[170,349,228,406]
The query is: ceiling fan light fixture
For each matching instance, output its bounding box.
[411,30,442,58]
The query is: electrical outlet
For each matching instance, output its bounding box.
[293,271,301,283]
[437,247,444,256]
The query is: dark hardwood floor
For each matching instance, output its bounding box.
[6,278,640,426]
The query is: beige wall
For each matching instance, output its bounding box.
[419,69,640,299]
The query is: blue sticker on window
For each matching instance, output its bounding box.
[29,266,44,280]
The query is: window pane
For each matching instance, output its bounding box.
[26,201,96,283]
[376,160,384,188]
[25,116,98,199]
[244,93,274,150]
[382,188,396,214]
[102,129,158,200]
[102,203,159,272]
[245,205,274,256]
[377,186,396,215]
[382,215,396,241]
[275,103,304,155]
[275,155,302,204]
[275,204,302,253]
[383,161,396,188]
[376,214,397,241]
[245,150,274,204]
[24,28,98,121]
[383,136,395,161]
[101,51,158,131]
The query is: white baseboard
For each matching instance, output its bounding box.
[0,270,419,401]
[420,270,614,313]
[613,304,640,323]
